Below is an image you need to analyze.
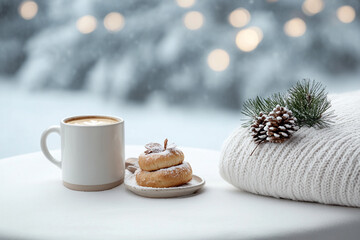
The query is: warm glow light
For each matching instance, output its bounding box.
[228,8,251,28]
[302,0,324,16]
[104,12,125,32]
[235,27,262,52]
[76,15,97,34]
[183,11,204,30]
[337,5,356,23]
[207,49,230,72]
[18,1,38,20]
[250,26,263,41]
[284,18,306,37]
[176,0,195,8]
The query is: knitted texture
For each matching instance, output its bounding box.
[219,90,360,207]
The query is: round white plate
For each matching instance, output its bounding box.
[124,170,205,198]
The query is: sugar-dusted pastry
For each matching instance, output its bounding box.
[138,139,184,171]
[136,139,193,188]
[136,162,192,188]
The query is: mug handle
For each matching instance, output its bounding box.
[40,126,61,168]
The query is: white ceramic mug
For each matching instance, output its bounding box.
[40,115,125,191]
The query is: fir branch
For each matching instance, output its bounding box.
[241,93,286,127]
[241,79,334,129]
[286,79,334,128]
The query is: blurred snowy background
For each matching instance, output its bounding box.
[1,0,359,158]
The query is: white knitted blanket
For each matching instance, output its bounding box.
[219,90,360,207]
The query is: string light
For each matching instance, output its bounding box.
[18,1,38,20]
[176,0,195,8]
[284,18,306,37]
[207,49,230,72]
[228,8,251,28]
[183,11,204,30]
[76,15,97,34]
[337,5,356,23]
[104,12,125,32]
[302,0,324,16]
[235,27,263,52]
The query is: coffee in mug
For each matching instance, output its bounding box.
[66,116,119,126]
[40,115,125,191]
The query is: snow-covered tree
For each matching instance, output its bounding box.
[1,0,359,109]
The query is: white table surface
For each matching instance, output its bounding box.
[1,146,360,240]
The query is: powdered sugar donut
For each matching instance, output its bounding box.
[138,139,184,171]
[138,148,184,171]
[136,162,192,188]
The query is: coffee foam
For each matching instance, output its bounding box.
[66,116,119,126]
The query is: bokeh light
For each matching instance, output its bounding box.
[18,1,38,20]
[235,27,263,52]
[183,11,204,30]
[207,49,230,72]
[250,26,263,41]
[337,6,356,23]
[228,8,251,28]
[76,15,97,34]
[284,18,306,37]
[104,12,125,32]
[302,0,324,16]
[176,0,195,8]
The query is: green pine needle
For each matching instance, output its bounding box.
[241,79,334,129]
[287,79,334,128]
[241,93,286,127]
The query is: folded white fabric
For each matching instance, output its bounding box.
[219,90,360,207]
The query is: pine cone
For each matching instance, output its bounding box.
[250,112,268,143]
[265,105,299,143]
